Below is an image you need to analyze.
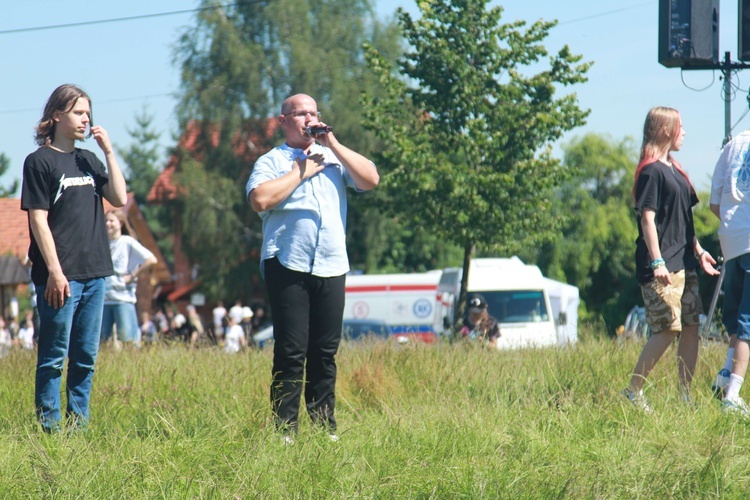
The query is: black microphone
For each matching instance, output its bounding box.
[306,125,333,136]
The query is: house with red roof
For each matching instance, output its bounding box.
[0,197,28,260]
[147,119,279,309]
[0,197,29,320]
[0,194,170,322]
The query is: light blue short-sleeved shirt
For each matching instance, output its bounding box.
[246,142,369,278]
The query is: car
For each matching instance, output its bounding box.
[621,306,650,341]
[251,319,392,347]
[342,319,390,342]
[252,325,274,349]
[619,306,723,343]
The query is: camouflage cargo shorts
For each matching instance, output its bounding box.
[640,269,702,334]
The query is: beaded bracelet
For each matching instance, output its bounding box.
[650,258,666,270]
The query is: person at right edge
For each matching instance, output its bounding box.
[246,94,379,443]
[709,127,750,416]
[623,106,718,412]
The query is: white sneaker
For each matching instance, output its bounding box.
[722,396,750,418]
[328,433,339,443]
[712,369,731,400]
[281,435,295,446]
[622,389,653,413]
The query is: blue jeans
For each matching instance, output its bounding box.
[101,302,139,343]
[35,278,105,430]
[722,253,750,341]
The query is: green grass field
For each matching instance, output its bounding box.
[1,329,748,498]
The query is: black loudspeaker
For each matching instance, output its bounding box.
[740,0,750,61]
[658,0,719,68]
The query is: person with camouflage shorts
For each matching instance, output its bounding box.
[623,107,719,412]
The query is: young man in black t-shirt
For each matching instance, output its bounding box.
[21,84,127,432]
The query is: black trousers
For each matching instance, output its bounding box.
[264,257,345,431]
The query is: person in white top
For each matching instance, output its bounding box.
[0,317,12,355]
[212,301,227,341]
[223,314,247,353]
[100,209,157,346]
[18,314,35,349]
[228,300,244,325]
[710,129,750,416]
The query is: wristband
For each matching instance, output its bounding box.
[650,258,666,270]
[697,249,707,258]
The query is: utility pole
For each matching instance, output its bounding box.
[724,51,733,143]
[683,51,750,146]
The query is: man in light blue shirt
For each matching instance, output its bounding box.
[246,93,379,440]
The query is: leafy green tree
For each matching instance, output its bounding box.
[171,0,402,300]
[116,107,173,262]
[518,133,640,332]
[117,107,161,204]
[347,205,464,273]
[0,153,19,197]
[362,0,591,321]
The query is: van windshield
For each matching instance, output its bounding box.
[479,290,549,323]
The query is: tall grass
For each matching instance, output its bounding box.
[0,333,748,498]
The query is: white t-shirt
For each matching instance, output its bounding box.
[710,130,750,261]
[228,304,244,324]
[223,324,245,353]
[18,326,34,349]
[0,328,11,347]
[105,235,156,304]
[212,306,227,329]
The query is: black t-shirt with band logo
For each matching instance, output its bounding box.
[634,160,699,284]
[21,147,114,286]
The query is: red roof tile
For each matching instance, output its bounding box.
[147,119,279,204]
[0,198,29,259]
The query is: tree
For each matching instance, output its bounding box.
[171,0,402,301]
[117,107,162,205]
[518,133,640,332]
[0,153,19,197]
[362,0,591,322]
[116,108,173,262]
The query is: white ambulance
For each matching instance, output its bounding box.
[344,271,442,343]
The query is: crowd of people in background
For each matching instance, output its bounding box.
[0,311,36,354]
[0,298,270,356]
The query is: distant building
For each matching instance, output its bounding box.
[147,119,278,311]
[0,197,30,319]
[0,194,170,320]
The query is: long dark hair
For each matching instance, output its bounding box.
[34,84,93,147]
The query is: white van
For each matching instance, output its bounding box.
[435,257,578,348]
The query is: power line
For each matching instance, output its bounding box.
[0,1,256,35]
[558,1,655,25]
[0,93,175,116]
[1,0,655,34]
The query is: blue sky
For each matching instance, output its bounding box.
[0,1,746,194]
